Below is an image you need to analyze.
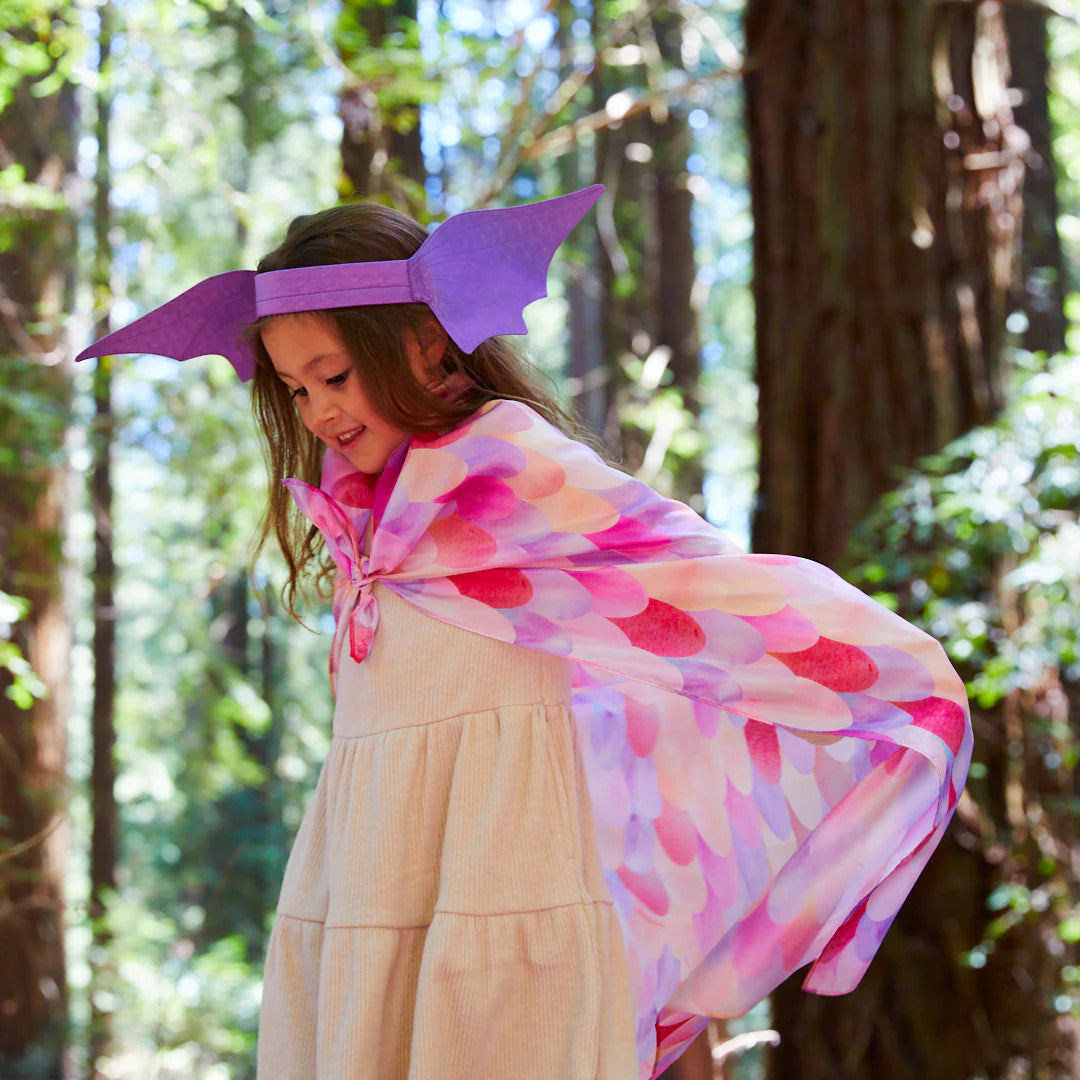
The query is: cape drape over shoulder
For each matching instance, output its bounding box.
[284,399,972,1080]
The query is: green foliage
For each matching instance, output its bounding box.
[0,590,46,708]
[0,111,72,723]
[0,1,82,252]
[1051,20,1080,302]
[0,0,81,113]
[68,898,260,1079]
[0,356,72,477]
[848,354,1080,1011]
[848,355,1080,708]
[336,7,439,108]
[0,162,65,212]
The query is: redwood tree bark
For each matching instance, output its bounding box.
[0,26,76,1076]
[742,2,1076,1078]
[747,0,1019,570]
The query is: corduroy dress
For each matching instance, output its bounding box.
[256,582,639,1079]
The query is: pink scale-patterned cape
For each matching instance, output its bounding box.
[283,398,971,1079]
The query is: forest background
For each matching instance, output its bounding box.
[4,1,1080,1079]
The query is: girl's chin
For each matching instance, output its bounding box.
[340,448,390,475]
[319,430,409,476]
[335,439,400,476]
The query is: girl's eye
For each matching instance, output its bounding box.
[286,371,348,401]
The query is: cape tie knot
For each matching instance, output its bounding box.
[339,556,379,666]
[349,557,373,591]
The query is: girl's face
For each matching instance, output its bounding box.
[262,313,438,475]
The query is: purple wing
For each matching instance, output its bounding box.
[75,270,258,381]
[409,185,603,353]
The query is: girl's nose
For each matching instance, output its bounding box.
[311,388,340,422]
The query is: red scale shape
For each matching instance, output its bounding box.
[609,598,707,658]
[442,476,518,520]
[624,696,661,757]
[654,798,698,866]
[743,719,782,785]
[814,896,868,964]
[770,636,879,692]
[894,696,968,755]
[584,516,670,553]
[328,472,375,509]
[451,567,534,609]
[427,514,498,565]
[411,426,472,449]
[616,865,671,917]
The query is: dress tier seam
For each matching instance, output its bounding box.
[331,697,570,739]
[275,896,615,929]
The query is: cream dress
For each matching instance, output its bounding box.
[257,582,638,1079]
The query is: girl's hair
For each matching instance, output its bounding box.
[249,201,585,615]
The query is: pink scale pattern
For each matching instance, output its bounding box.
[283,399,972,1079]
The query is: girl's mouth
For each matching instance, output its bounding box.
[337,426,365,449]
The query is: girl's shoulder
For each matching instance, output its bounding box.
[411,398,609,482]
[416,397,556,449]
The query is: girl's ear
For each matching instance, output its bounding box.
[416,318,476,404]
[416,314,448,366]
[405,313,473,403]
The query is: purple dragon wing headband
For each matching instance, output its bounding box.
[76,185,603,381]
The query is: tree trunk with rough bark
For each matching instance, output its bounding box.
[747,0,1019,571]
[743,2,1079,1078]
[648,9,705,511]
[88,7,118,1075]
[1005,4,1067,354]
[589,8,705,508]
[0,25,77,1076]
[557,1,611,440]
[338,0,424,207]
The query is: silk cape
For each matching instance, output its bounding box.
[283,399,972,1079]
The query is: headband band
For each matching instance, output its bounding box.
[254,260,414,314]
[76,184,603,381]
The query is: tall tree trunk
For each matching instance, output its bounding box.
[748,0,1018,570]
[227,8,257,253]
[1005,4,1067,354]
[563,195,610,436]
[591,8,705,507]
[595,103,657,465]
[0,23,77,1076]
[338,0,424,207]
[649,8,705,511]
[556,0,611,440]
[258,588,286,928]
[89,6,118,1072]
[583,4,630,455]
[745,3,1079,1078]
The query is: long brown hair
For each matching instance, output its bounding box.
[249,201,587,615]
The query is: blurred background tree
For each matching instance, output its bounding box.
[1,0,1079,1078]
[0,5,78,1075]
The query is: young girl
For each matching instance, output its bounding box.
[78,187,971,1080]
